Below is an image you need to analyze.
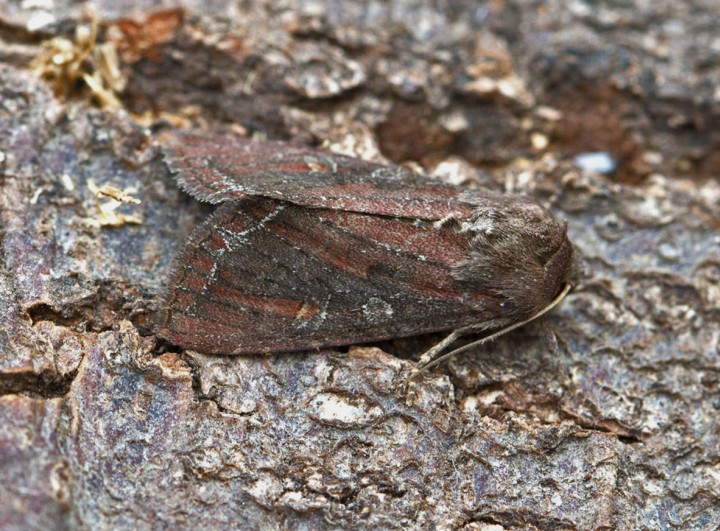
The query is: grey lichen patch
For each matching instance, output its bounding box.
[308,391,384,427]
[284,42,366,99]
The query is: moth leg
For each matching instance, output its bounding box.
[403,325,486,385]
[404,325,509,384]
[411,329,464,374]
[403,283,572,385]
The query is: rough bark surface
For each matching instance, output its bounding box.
[1,1,718,530]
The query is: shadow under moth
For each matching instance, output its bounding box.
[157,130,574,380]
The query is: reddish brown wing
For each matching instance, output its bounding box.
[162,130,475,220]
[158,196,507,355]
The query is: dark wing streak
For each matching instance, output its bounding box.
[243,203,498,334]
[162,130,479,219]
[159,199,286,331]
[163,131,398,202]
[161,205,350,339]
[190,201,480,317]
[159,201,502,354]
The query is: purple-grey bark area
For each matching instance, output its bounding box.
[1,1,718,529]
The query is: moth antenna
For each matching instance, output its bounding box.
[403,283,572,385]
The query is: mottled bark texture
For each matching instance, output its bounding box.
[1,1,718,529]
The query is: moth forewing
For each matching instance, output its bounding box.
[158,130,575,374]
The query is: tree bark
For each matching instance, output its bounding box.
[1,1,718,529]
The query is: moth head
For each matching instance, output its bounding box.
[453,192,574,320]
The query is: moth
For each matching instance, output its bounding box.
[157,130,574,379]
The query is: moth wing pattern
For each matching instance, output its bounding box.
[158,196,509,355]
[162,130,475,220]
[159,130,575,356]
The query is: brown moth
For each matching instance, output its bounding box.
[157,131,574,377]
